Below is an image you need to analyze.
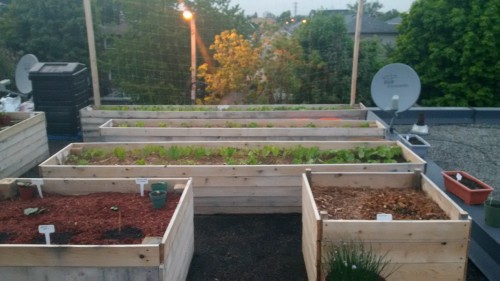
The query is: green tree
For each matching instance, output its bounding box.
[347,1,400,21]
[0,47,15,81]
[347,1,384,18]
[380,9,400,21]
[294,11,353,103]
[261,34,304,103]
[100,0,189,104]
[0,0,88,63]
[394,0,500,106]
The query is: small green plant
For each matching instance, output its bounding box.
[266,123,274,128]
[166,146,182,160]
[113,147,127,161]
[23,207,45,216]
[110,206,121,234]
[180,122,191,128]
[158,122,167,128]
[248,122,258,128]
[305,122,316,128]
[136,159,146,165]
[135,121,145,127]
[117,123,129,128]
[193,147,207,160]
[323,238,397,281]
[224,121,242,128]
[82,148,106,160]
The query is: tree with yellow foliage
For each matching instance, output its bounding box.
[198,29,263,103]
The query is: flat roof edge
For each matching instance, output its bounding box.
[368,107,500,125]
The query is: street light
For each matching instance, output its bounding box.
[183,10,196,104]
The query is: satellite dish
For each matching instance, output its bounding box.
[15,54,38,95]
[370,63,421,113]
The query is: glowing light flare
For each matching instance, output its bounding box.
[183,10,193,20]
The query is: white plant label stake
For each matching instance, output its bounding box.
[376,213,393,221]
[405,135,410,141]
[136,178,149,197]
[456,173,463,181]
[38,225,55,245]
[31,178,44,198]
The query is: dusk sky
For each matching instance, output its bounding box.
[230,0,416,16]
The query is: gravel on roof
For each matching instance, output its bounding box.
[395,124,500,190]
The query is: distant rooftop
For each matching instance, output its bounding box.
[324,9,398,35]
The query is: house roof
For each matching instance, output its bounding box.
[345,14,398,34]
[322,10,398,35]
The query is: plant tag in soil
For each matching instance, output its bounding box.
[38,224,55,245]
[376,213,393,221]
[456,173,463,181]
[136,178,149,196]
[31,178,44,198]
[405,135,410,141]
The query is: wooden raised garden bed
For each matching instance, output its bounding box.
[0,112,49,178]
[0,177,194,281]
[99,118,386,141]
[302,171,470,281]
[39,141,425,214]
[81,104,368,141]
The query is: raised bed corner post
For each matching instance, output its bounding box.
[306,169,312,187]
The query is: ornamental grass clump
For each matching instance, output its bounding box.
[324,239,398,281]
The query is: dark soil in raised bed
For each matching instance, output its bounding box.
[186,214,488,281]
[187,214,307,281]
[0,192,179,245]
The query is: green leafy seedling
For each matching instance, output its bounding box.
[24,207,45,216]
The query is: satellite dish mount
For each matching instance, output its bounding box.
[370,63,421,135]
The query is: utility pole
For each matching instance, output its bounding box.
[350,0,363,107]
[83,0,101,107]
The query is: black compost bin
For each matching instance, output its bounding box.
[29,62,91,136]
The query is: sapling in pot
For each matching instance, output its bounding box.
[484,189,500,227]
[110,206,121,234]
[486,190,500,206]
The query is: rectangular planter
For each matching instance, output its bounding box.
[0,112,49,178]
[81,104,368,142]
[398,133,430,158]
[99,118,386,142]
[39,141,425,214]
[302,171,470,281]
[0,177,194,281]
[442,171,494,205]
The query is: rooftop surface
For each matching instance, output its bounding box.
[19,107,500,280]
[371,108,500,281]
